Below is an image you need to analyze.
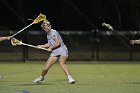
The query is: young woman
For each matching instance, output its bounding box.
[33,20,76,84]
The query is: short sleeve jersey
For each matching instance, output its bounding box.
[47,29,65,47]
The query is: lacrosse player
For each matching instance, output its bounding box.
[33,20,76,84]
[0,36,11,41]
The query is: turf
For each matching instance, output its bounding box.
[0,61,140,93]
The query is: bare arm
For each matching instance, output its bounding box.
[130,40,140,44]
[37,43,50,48]
[0,36,11,41]
[36,38,60,51]
[48,37,60,51]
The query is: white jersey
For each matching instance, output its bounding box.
[47,29,68,57]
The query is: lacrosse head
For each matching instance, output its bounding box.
[33,13,47,24]
[11,38,22,46]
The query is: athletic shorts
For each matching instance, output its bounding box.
[50,45,68,57]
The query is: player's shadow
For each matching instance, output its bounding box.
[118,81,140,85]
[52,79,66,82]
[13,82,53,86]
[127,82,140,84]
[0,80,21,82]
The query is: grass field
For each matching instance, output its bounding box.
[0,61,140,93]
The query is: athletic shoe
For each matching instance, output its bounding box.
[33,76,44,83]
[68,77,76,84]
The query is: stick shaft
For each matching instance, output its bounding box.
[11,23,34,38]
[21,43,48,51]
[113,30,130,41]
[102,23,130,41]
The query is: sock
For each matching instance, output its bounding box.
[40,76,44,79]
[68,75,72,79]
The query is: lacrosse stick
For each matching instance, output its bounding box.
[11,38,49,51]
[102,23,130,41]
[10,13,47,38]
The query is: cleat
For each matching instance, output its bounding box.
[68,77,76,84]
[33,76,44,83]
[69,80,76,84]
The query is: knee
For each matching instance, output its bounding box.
[59,63,67,68]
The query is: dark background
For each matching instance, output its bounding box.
[0,0,140,61]
[0,0,140,31]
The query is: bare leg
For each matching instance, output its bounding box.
[59,56,70,76]
[41,56,58,77]
[33,56,58,83]
[59,56,76,84]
